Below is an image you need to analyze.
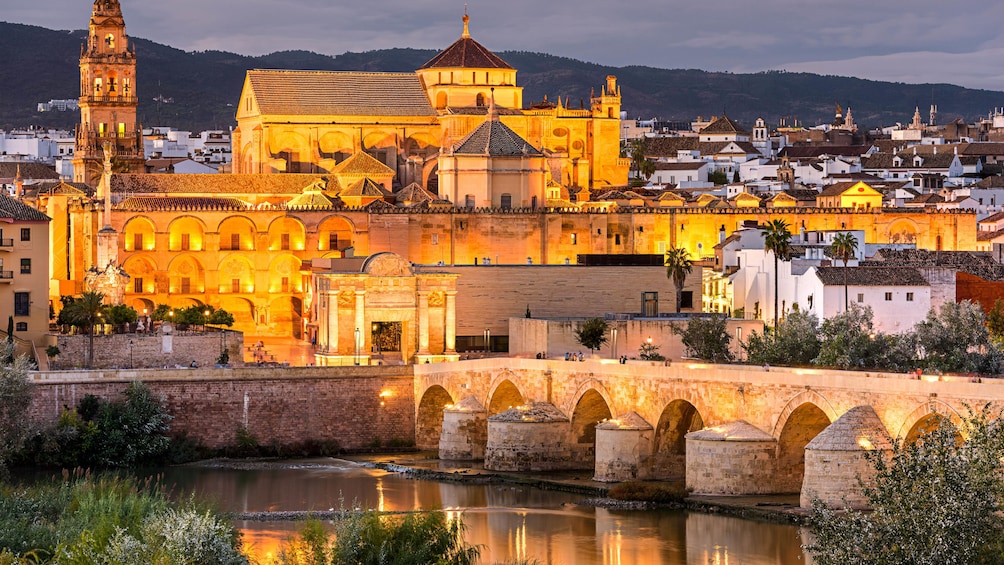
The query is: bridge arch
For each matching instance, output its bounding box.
[652,399,705,480]
[487,377,525,416]
[897,401,964,445]
[570,388,613,467]
[416,385,454,450]
[771,390,839,439]
[776,400,833,493]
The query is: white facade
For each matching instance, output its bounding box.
[144,127,232,165]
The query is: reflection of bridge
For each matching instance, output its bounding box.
[415,358,996,505]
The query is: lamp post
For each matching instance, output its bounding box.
[129,339,134,369]
[203,309,210,332]
[484,328,491,354]
[611,328,618,359]
[354,327,361,365]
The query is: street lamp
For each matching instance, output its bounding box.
[484,328,491,354]
[611,328,618,359]
[203,309,210,332]
[354,327,361,365]
[129,339,134,369]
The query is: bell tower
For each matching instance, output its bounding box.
[73,0,145,185]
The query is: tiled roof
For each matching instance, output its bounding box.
[0,162,60,180]
[865,249,1004,281]
[111,174,339,195]
[910,193,944,204]
[814,266,928,286]
[818,181,863,197]
[246,70,436,117]
[0,193,51,222]
[960,142,1004,156]
[443,106,524,116]
[395,183,437,203]
[783,188,821,202]
[976,176,1004,188]
[699,115,749,135]
[286,191,339,210]
[116,196,251,211]
[642,137,758,158]
[342,178,389,197]
[980,211,1004,223]
[861,151,958,170]
[976,229,1004,242]
[451,119,543,156]
[654,162,706,171]
[419,28,513,70]
[333,152,395,176]
[780,146,871,159]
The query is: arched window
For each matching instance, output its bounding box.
[476,93,486,107]
[105,34,115,49]
[436,92,448,109]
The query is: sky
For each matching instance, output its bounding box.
[7,0,1004,92]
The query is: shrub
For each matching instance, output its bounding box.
[607,481,687,504]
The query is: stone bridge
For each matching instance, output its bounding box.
[415,358,1002,506]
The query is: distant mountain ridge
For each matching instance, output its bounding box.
[2,21,1002,133]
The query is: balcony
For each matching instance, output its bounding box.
[0,238,12,251]
[0,271,13,283]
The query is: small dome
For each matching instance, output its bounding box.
[686,420,775,442]
[489,402,568,423]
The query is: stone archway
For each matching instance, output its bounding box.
[570,389,613,468]
[417,385,454,450]
[776,403,832,493]
[651,399,704,480]
[488,379,524,416]
[898,401,964,445]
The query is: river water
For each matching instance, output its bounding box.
[158,459,810,565]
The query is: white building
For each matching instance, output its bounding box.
[143,127,232,167]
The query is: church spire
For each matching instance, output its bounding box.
[462,7,470,38]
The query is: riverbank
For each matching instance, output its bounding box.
[195,453,809,526]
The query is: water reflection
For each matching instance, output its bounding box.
[158,460,808,565]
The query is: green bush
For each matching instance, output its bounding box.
[607,481,687,504]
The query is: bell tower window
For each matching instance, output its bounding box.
[94,78,103,94]
[108,77,117,93]
[105,34,115,49]
[123,78,130,95]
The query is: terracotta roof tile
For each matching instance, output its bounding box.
[451,120,542,156]
[814,266,928,286]
[333,152,395,176]
[699,115,749,135]
[420,35,513,70]
[116,196,251,211]
[111,174,339,195]
[0,193,49,221]
[0,163,60,180]
[247,70,436,117]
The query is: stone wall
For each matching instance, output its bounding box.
[30,366,415,450]
[686,438,777,495]
[50,331,245,370]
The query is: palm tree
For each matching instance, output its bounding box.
[63,291,106,368]
[665,247,693,313]
[830,232,858,312]
[762,219,792,328]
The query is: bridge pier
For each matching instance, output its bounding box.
[438,396,488,461]
[801,405,892,509]
[594,412,653,482]
[485,402,580,471]
[685,421,778,495]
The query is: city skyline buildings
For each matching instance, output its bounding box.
[5,0,1004,92]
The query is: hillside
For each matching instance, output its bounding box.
[2,21,1002,133]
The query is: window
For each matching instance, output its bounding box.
[281,233,290,250]
[681,291,693,309]
[570,233,577,245]
[20,228,30,241]
[181,233,190,251]
[181,278,191,294]
[15,322,26,332]
[431,234,439,245]
[281,277,290,293]
[500,194,512,209]
[14,292,29,316]
[20,258,30,274]
[327,233,338,250]
[614,234,621,245]
[657,241,667,254]
[232,278,241,294]
[230,233,240,250]
[857,293,864,303]
[906,292,914,302]
[884,292,893,301]
[133,233,143,250]
[132,277,143,293]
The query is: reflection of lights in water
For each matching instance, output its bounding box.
[507,511,528,562]
[603,530,623,565]
[700,545,729,565]
[376,476,385,512]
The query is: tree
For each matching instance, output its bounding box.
[987,298,1004,348]
[806,407,1004,565]
[829,232,858,312]
[638,341,665,361]
[913,300,1001,374]
[61,291,106,368]
[574,318,609,353]
[742,310,821,366]
[814,304,889,369]
[665,247,693,313]
[674,315,733,363]
[0,342,33,475]
[708,170,729,185]
[209,308,235,327]
[761,219,791,327]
